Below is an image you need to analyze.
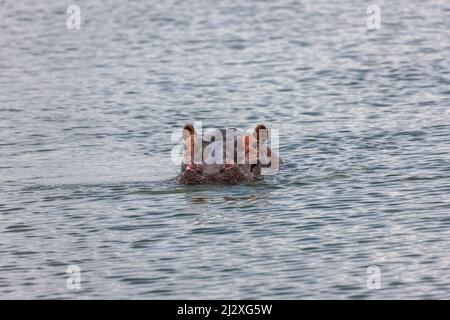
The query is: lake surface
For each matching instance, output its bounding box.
[1,0,450,299]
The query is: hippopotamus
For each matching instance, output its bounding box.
[177,124,281,184]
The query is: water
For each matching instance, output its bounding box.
[1,0,450,299]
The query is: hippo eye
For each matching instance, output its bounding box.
[254,124,268,145]
[182,124,197,164]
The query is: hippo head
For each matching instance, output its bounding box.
[177,124,281,184]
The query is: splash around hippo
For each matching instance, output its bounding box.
[177,123,281,184]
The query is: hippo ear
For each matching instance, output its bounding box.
[182,123,196,140]
[253,124,268,145]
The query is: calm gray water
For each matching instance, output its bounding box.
[1,0,450,299]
